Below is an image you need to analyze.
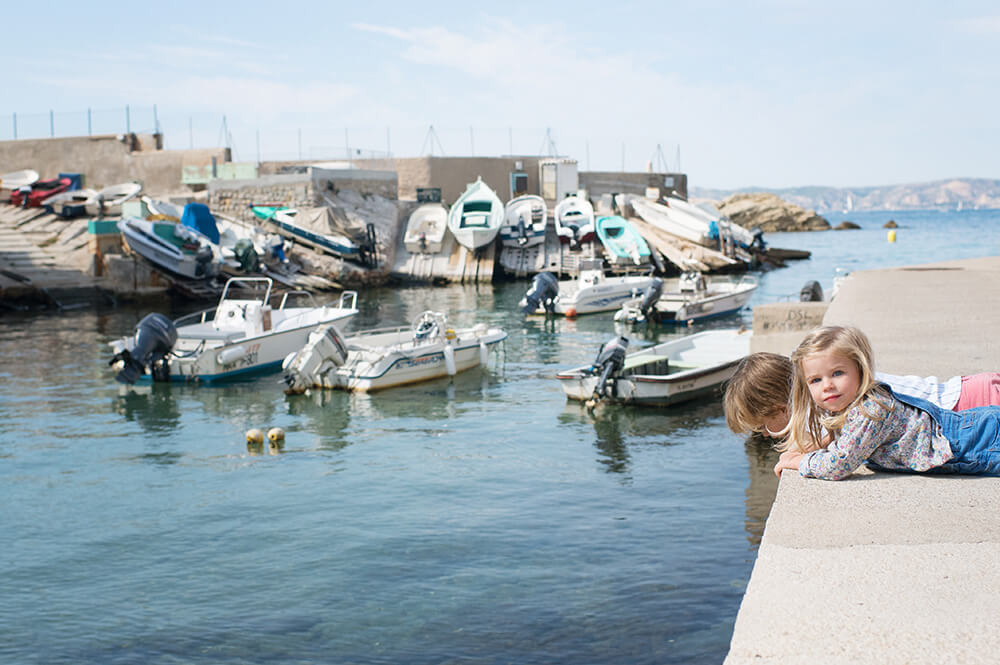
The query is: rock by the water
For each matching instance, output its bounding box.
[716,193,831,232]
[883,220,898,228]
[834,221,861,230]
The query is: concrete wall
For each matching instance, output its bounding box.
[580,171,688,200]
[207,167,398,218]
[0,134,230,196]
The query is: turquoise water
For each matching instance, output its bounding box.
[1,209,996,664]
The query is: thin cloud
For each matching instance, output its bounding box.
[951,15,1000,33]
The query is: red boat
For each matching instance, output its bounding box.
[10,177,73,207]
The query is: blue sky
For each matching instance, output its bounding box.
[4,1,998,189]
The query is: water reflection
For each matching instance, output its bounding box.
[111,385,181,433]
[742,434,781,547]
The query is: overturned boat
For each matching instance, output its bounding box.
[109,277,358,384]
[282,311,507,393]
[555,328,751,407]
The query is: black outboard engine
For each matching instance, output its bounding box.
[111,313,178,384]
[637,278,664,320]
[799,280,824,302]
[522,272,559,315]
[590,335,629,400]
[194,245,216,278]
[517,214,528,246]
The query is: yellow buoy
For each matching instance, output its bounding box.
[888,229,897,243]
[267,427,285,443]
[246,428,264,445]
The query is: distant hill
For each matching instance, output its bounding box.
[690,178,1000,212]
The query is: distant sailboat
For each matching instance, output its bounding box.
[843,193,854,214]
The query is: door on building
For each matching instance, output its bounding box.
[510,172,528,199]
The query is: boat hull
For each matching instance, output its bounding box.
[403,203,449,254]
[555,329,751,406]
[117,218,217,279]
[500,195,547,248]
[524,275,657,316]
[447,178,504,250]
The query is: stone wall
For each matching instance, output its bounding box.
[580,171,688,200]
[0,134,229,196]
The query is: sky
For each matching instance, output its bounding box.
[4,0,999,189]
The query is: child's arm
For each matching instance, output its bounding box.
[773,450,805,476]
[798,397,894,480]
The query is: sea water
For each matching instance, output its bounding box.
[1,209,995,664]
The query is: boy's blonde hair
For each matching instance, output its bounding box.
[785,325,890,453]
[723,352,795,434]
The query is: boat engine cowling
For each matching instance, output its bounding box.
[111,313,178,384]
[799,280,824,302]
[522,272,559,314]
[282,324,349,394]
[637,278,664,319]
[590,335,629,399]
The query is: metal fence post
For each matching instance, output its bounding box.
[88,108,92,136]
[126,104,131,134]
[50,110,54,137]
[12,112,16,140]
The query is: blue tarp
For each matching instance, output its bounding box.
[181,202,220,244]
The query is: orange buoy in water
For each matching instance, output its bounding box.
[565,307,577,318]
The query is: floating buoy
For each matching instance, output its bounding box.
[565,307,577,318]
[246,428,264,445]
[888,229,896,243]
[267,427,285,443]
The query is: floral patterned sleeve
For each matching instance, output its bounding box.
[798,396,894,480]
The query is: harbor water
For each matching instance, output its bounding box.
[2,209,996,664]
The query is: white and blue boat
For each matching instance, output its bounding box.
[447,177,504,250]
[256,206,361,260]
[596,215,651,266]
[500,194,547,248]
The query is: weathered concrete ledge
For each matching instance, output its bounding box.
[727,256,1000,664]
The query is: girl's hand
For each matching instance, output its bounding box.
[773,450,805,477]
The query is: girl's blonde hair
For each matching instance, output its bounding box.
[783,325,890,453]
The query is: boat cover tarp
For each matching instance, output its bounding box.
[181,203,220,244]
[294,206,355,237]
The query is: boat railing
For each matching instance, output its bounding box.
[219,277,273,306]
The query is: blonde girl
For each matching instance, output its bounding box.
[774,325,1000,480]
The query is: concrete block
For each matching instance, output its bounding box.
[752,301,827,335]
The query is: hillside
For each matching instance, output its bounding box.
[690,177,1000,212]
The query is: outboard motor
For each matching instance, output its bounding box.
[517,214,528,246]
[590,335,630,400]
[522,272,559,315]
[637,278,664,320]
[111,313,178,384]
[799,280,824,302]
[194,245,216,277]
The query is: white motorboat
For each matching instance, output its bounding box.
[615,272,758,325]
[554,328,751,407]
[109,277,359,384]
[554,194,595,247]
[260,206,361,260]
[519,258,658,317]
[282,311,507,393]
[500,195,547,248]
[447,177,504,250]
[118,217,224,279]
[0,169,40,190]
[667,195,760,249]
[44,188,98,218]
[403,202,449,254]
[86,182,142,217]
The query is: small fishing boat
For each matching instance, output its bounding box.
[85,182,142,217]
[554,328,751,407]
[117,217,223,280]
[500,194,547,248]
[253,205,361,259]
[447,177,504,250]
[44,188,98,218]
[403,202,449,254]
[596,215,651,266]
[109,277,359,384]
[282,311,507,393]
[615,272,758,325]
[9,176,73,207]
[519,258,658,317]
[0,169,40,190]
[554,194,596,247]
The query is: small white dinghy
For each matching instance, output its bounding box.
[0,169,40,190]
[447,177,504,250]
[86,182,142,217]
[44,188,98,218]
[554,194,596,247]
[109,277,359,384]
[282,311,507,393]
[519,258,657,317]
[555,328,751,407]
[403,202,449,254]
[615,272,758,325]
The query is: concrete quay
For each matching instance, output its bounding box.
[727,256,1000,664]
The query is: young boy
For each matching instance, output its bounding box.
[724,352,1000,443]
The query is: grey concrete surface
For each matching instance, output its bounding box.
[726,256,1000,664]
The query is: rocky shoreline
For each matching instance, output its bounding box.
[715,192,831,232]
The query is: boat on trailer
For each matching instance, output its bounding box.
[282,311,507,393]
[109,277,359,384]
[555,328,751,407]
